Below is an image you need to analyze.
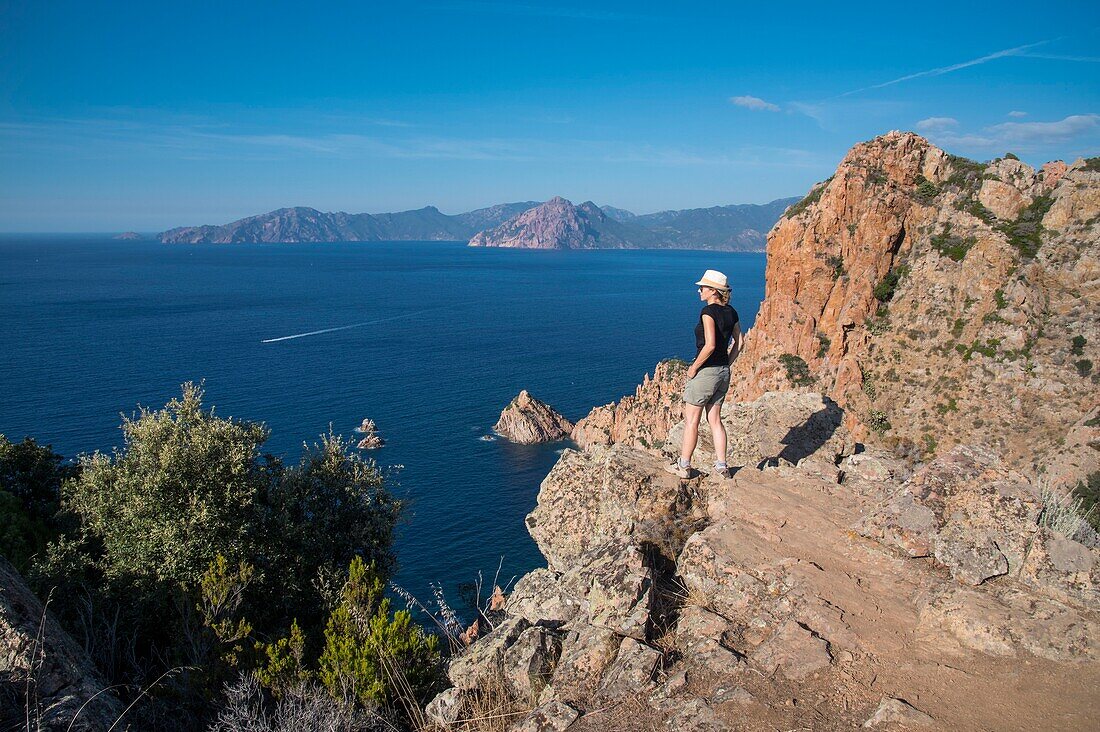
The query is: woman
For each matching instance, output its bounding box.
[667,269,743,479]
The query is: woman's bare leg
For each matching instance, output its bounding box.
[680,403,705,465]
[705,400,727,466]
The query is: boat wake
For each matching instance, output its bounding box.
[261,311,421,343]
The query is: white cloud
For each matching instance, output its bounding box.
[1008,111,1028,118]
[986,114,1100,143]
[923,114,1100,151]
[915,117,959,132]
[730,95,780,112]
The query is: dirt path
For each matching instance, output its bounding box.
[680,465,1100,730]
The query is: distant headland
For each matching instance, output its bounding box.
[157,197,798,251]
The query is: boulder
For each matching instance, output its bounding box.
[664,391,853,471]
[1018,529,1099,607]
[856,445,1041,584]
[424,687,467,726]
[510,699,580,732]
[598,638,660,698]
[507,568,580,627]
[664,699,729,731]
[447,616,531,690]
[494,390,573,444]
[750,620,832,680]
[527,446,704,571]
[551,623,621,701]
[862,696,934,728]
[503,627,562,702]
[559,542,653,641]
[0,557,124,731]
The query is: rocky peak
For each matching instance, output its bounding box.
[493,390,574,444]
[466,195,639,250]
[729,132,1098,474]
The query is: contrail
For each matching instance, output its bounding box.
[261,311,422,343]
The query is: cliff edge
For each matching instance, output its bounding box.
[426,133,1100,731]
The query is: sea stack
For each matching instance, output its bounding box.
[493,390,573,444]
[355,418,385,449]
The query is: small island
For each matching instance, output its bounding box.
[493,390,573,444]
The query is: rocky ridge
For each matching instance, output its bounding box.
[426,134,1100,731]
[159,202,540,243]
[469,196,797,251]
[494,391,574,444]
[725,132,1098,479]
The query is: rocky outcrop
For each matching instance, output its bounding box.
[728,134,1098,473]
[1,557,124,730]
[354,418,384,449]
[494,391,573,444]
[469,196,798,251]
[432,388,1100,729]
[428,135,1100,731]
[571,359,689,451]
[112,231,142,240]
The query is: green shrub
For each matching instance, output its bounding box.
[778,354,814,387]
[944,155,986,192]
[922,434,937,456]
[1004,152,1019,161]
[1076,359,1094,377]
[1073,472,1100,533]
[786,177,832,217]
[29,384,407,729]
[934,398,959,415]
[0,435,74,573]
[816,333,831,359]
[993,289,1007,309]
[319,557,443,708]
[1082,157,1100,172]
[873,264,910,302]
[867,410,891,434]
[825,254,845,280]
[1071,335,1087,356]
[866,167,888,186]
[930,223,976,261]
[964,199,997,223]
[914,175,939,202]
[999,195,1054,258]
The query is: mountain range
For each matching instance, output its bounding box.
[158,196,798,251]
[469,196,798,250]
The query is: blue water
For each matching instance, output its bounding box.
[0,236,765,613]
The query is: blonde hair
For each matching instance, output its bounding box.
[714,288,731,305]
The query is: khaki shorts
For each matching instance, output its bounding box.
[683,365,731,407]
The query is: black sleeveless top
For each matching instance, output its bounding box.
[694,304,739,368]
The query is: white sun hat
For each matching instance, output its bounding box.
[695,269,730,291]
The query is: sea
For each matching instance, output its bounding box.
[0,236,765,618]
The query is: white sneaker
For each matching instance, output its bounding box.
[664,461,691,479]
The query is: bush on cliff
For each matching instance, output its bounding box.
[28,383,412,730]
[0,435,75,573]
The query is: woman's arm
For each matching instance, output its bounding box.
[727,321,744,361]
[687,314,717,378]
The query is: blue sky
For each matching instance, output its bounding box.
[0,1,1097,231]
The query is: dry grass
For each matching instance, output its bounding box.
[1038,479,1096,538]
[418,671,530,732]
